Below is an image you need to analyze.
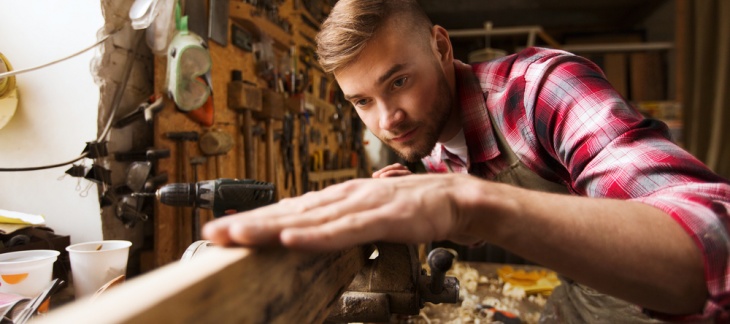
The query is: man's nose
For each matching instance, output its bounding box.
[377,101,404,131]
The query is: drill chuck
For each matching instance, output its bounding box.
[157,183,198,207]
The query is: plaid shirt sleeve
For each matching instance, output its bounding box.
[515,48,730,321]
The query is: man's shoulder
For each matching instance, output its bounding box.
[472,47,574,74]
[470,47,575,88]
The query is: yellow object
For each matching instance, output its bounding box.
[497,265,561,296]
[0,52,19,129]
[0,209,45,225]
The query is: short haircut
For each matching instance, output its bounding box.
[316,0,433,74]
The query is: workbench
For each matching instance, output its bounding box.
[40,255,552,323]
[415,262,553,324]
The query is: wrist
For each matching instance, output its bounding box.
[451,177,524,246]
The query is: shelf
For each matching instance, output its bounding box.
[308,169,358,182]
[230,1,294,50]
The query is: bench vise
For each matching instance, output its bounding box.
[326,243,460,323]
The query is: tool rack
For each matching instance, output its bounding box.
[151,0,369,268]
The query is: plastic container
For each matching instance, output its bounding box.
[66,240,131,298]
[0,250,60,297]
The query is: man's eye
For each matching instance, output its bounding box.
[393,77,408,88]
[354,99,369,107]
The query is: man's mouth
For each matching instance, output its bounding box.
[391,127,418,143]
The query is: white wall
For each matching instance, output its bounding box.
[0,1,104,243]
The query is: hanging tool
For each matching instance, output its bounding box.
[116,195,149,228]
[114,95,164,128]
[166,131,199,248]
[114,148,171,162]
[256,89,287,184]
[280,113,295,196]
[189,156,207,241]
[228,70,262,179]
[144,172,169,192]
[199,129,234,179]
[299,111,310,193]
[311,149,323,172]
[208,0,230,46]
[185,0,209,43]
[134,178,275,217]
[165,132,199,183]
[124,161,153,193]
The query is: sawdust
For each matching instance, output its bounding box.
[398,263,552,324]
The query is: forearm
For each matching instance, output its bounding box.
[455,178,707,314]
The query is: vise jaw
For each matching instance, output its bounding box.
[326,243,460,323]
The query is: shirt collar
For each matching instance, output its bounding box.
[452,60,500,164]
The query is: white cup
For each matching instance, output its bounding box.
[0,250,59,298]
[66,240,131,298]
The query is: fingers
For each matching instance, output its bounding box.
[280,209,389,251]
[202,187,346,246]
[202,184,365,247]
[376,169,413,178]
[202,174,465,252]
[372,163,411,178]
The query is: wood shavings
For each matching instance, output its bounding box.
[402,262,550,324]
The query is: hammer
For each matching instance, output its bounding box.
[190,156,207,241]
[165,132,199,183]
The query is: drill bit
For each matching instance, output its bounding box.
[131,192,156,197]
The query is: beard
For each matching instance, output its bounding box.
[380,68,453,163]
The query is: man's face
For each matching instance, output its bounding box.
[335,26,453,162]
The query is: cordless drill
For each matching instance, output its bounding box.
[137,178,276,217]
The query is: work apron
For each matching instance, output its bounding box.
[482,113,665,323]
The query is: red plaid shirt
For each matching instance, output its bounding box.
[422,47,730,321]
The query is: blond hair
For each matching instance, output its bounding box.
[316,0,433,74]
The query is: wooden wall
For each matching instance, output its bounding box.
[150,0,368,268]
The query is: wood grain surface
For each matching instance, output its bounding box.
[37,246,365,324]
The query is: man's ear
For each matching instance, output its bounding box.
[431,25,453,65]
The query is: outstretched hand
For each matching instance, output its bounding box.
[202,174,484,251]
[372,163,412,178]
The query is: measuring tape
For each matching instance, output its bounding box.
[0,52,19,129]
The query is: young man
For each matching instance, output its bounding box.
[204,0,730,321]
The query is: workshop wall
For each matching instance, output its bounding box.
[145,0,370,267]
[0,1,105,244]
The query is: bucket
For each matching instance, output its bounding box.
[0,250,60,297]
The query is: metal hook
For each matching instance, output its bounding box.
[76,178,82,191]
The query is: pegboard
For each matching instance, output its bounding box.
[151,0,369,267]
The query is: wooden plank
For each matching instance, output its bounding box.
[37,246,365,324]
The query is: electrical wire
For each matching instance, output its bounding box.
[0,28,144,172]
[0,35,110,80]
[0,153,88,172]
